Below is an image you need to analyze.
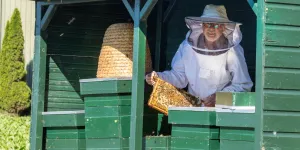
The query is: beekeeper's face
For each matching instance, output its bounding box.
[203,23,225,42]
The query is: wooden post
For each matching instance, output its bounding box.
[255,0,265,149]
[121,0,157,149]
[30,2,47,150]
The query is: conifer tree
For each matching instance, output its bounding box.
[0,9,31,113]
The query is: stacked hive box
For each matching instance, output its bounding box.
[215,92,255,150]
[79,78,170,149]
[43,111,86,150]
[168,107,220,150]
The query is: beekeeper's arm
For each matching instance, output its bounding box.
[156,43,188,89]
[222,46,253,92]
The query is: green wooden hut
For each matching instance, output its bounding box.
[29,0,300,149]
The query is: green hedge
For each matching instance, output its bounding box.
[0,113,30,150]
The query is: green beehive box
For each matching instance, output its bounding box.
[215,92,255,108]
[45,127,86,150]
[85,136,171,150]
[80,78,160,149]
[216,107,255,150]
[169,107,219,150]
[171,137,219,150]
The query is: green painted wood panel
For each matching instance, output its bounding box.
[264,111,300,132]
[263,132,300,150]
[79,79,132,95]
[220,127,254,141]
[86,138,129,150]
[264,68,300,90]
[264,90,300,111]
[265,25,300,47]
[216,112,255,128]
[85,106,131,117]
[266,3,300,26]
[46,103,84,110]
[85,116,130,138]
[216,92,255,107]
[45,1,132,112]
[172,125,219,140]
[47,91,81,99]
[266,0,300,5]
[43,113,85,127]
[48,98,83,104]
[85,136,170,150]
[171,137,219,150]
[220,140,253,150]
[46,127,85,139]
[46,139,86,150]
[168,109,216,125]
[84,95,131,107]
[265,46,300,69]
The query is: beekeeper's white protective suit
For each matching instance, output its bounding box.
[156,16,253,100]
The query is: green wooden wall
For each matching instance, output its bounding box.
[44,1,133,111]
[258,0,300,149]
[160,0,257,90]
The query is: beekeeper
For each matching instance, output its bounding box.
[146,4,253,107]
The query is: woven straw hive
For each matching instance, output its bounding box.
[97,23,152,78]
[148,76,201,115]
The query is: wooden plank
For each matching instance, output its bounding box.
[49,55,98,65]
[216,112,255,128]
[143,136,170,149]
[86,138,129,149]
[47,84,78,92]
[30,29,47,150]
[85,106,131,117]
[85,116,130,138]
[47,36,103,46]
[43,113,85,127]
[263,132,300,149]
[216,92,255,108]
[46,127,85,139]
[264,90,300,111]
[264,111,300,132]
[49,63,97,70]
[265,24,300,47]
[265,46,300,69]
[84,95,131,107]
[46,103,84,110]
[171,125,219,140]
[47,97,83,104]
[79,78,132,95]
[171,138,219,150]
[48,80,79,88]
[168,108,216,126]
[45,139,86,150]
[264,68,300,90]
[48,50,99,57]
[220,127,254,141]
[220,140,254,150]
[266,0,300,5]
[47,44,99,52]
[48,72,95,81]
[47,91,82,99]
[266,3,300,26]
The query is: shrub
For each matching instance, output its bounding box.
[0,8,31,113]
[0,113,30,150]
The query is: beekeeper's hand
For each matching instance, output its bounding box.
[201,93,216,107]
[145,71,158,86]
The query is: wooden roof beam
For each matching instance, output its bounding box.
[41,5,57,31]
[247,0,257,16]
